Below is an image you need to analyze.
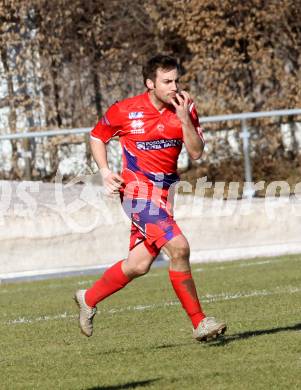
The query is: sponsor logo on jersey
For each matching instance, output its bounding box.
[130,119,145,134]
[157,124,165,132]
[131,119,144,129]
[136,139,182,150]
[130,128,145,134]
[129,111,144,119]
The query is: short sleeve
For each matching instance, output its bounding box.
[189,102,205,144]
[90,103,123,143]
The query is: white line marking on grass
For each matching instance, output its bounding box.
[77,280,93,285]
[204,285,301,302]
[5,285,301,326]
[240,260,273,267]
[0,280,101,295]
[8,312,77,324]
[195,259,280,272]
[107,301,179,314]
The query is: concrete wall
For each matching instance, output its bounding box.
[1,180,301,280]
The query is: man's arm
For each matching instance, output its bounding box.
[90,137,124,194]
[181,117,204,160]
[170,91,204,160]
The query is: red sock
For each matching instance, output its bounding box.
[85,260,131,307]
[169,269,206,329]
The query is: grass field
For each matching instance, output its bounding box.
[1,255,301,390]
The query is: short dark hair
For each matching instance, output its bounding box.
[142,54,180,87]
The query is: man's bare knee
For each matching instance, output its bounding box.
[123,242,154,278]
[164,235,190,261]
[172,245,190,261]
[163,235,191,271]
[132,260,152,277]
[125,259,152,278]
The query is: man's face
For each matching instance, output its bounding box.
[149,67,180,105]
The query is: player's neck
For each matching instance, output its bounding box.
[148,91,166,112]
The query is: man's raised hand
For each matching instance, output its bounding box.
[170,90,191,123]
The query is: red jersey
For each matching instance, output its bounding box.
[91,91,203,194]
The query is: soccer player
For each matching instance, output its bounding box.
[74,54,226,342]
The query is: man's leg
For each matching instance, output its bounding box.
[163,234,206,329]
[163,234,226,341]
[74,242,155,336]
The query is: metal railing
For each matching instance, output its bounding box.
[202,109,301,196]
[1,108,301,196]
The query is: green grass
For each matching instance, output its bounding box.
[1,255,301,390]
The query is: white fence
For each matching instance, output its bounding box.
[1,109,301,197]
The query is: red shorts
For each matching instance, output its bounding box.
[121,196,182,258]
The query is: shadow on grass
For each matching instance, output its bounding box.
[86,378,160,390]
[99,342,191,356]
[208,322,301,347]
[153,342,191,350]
